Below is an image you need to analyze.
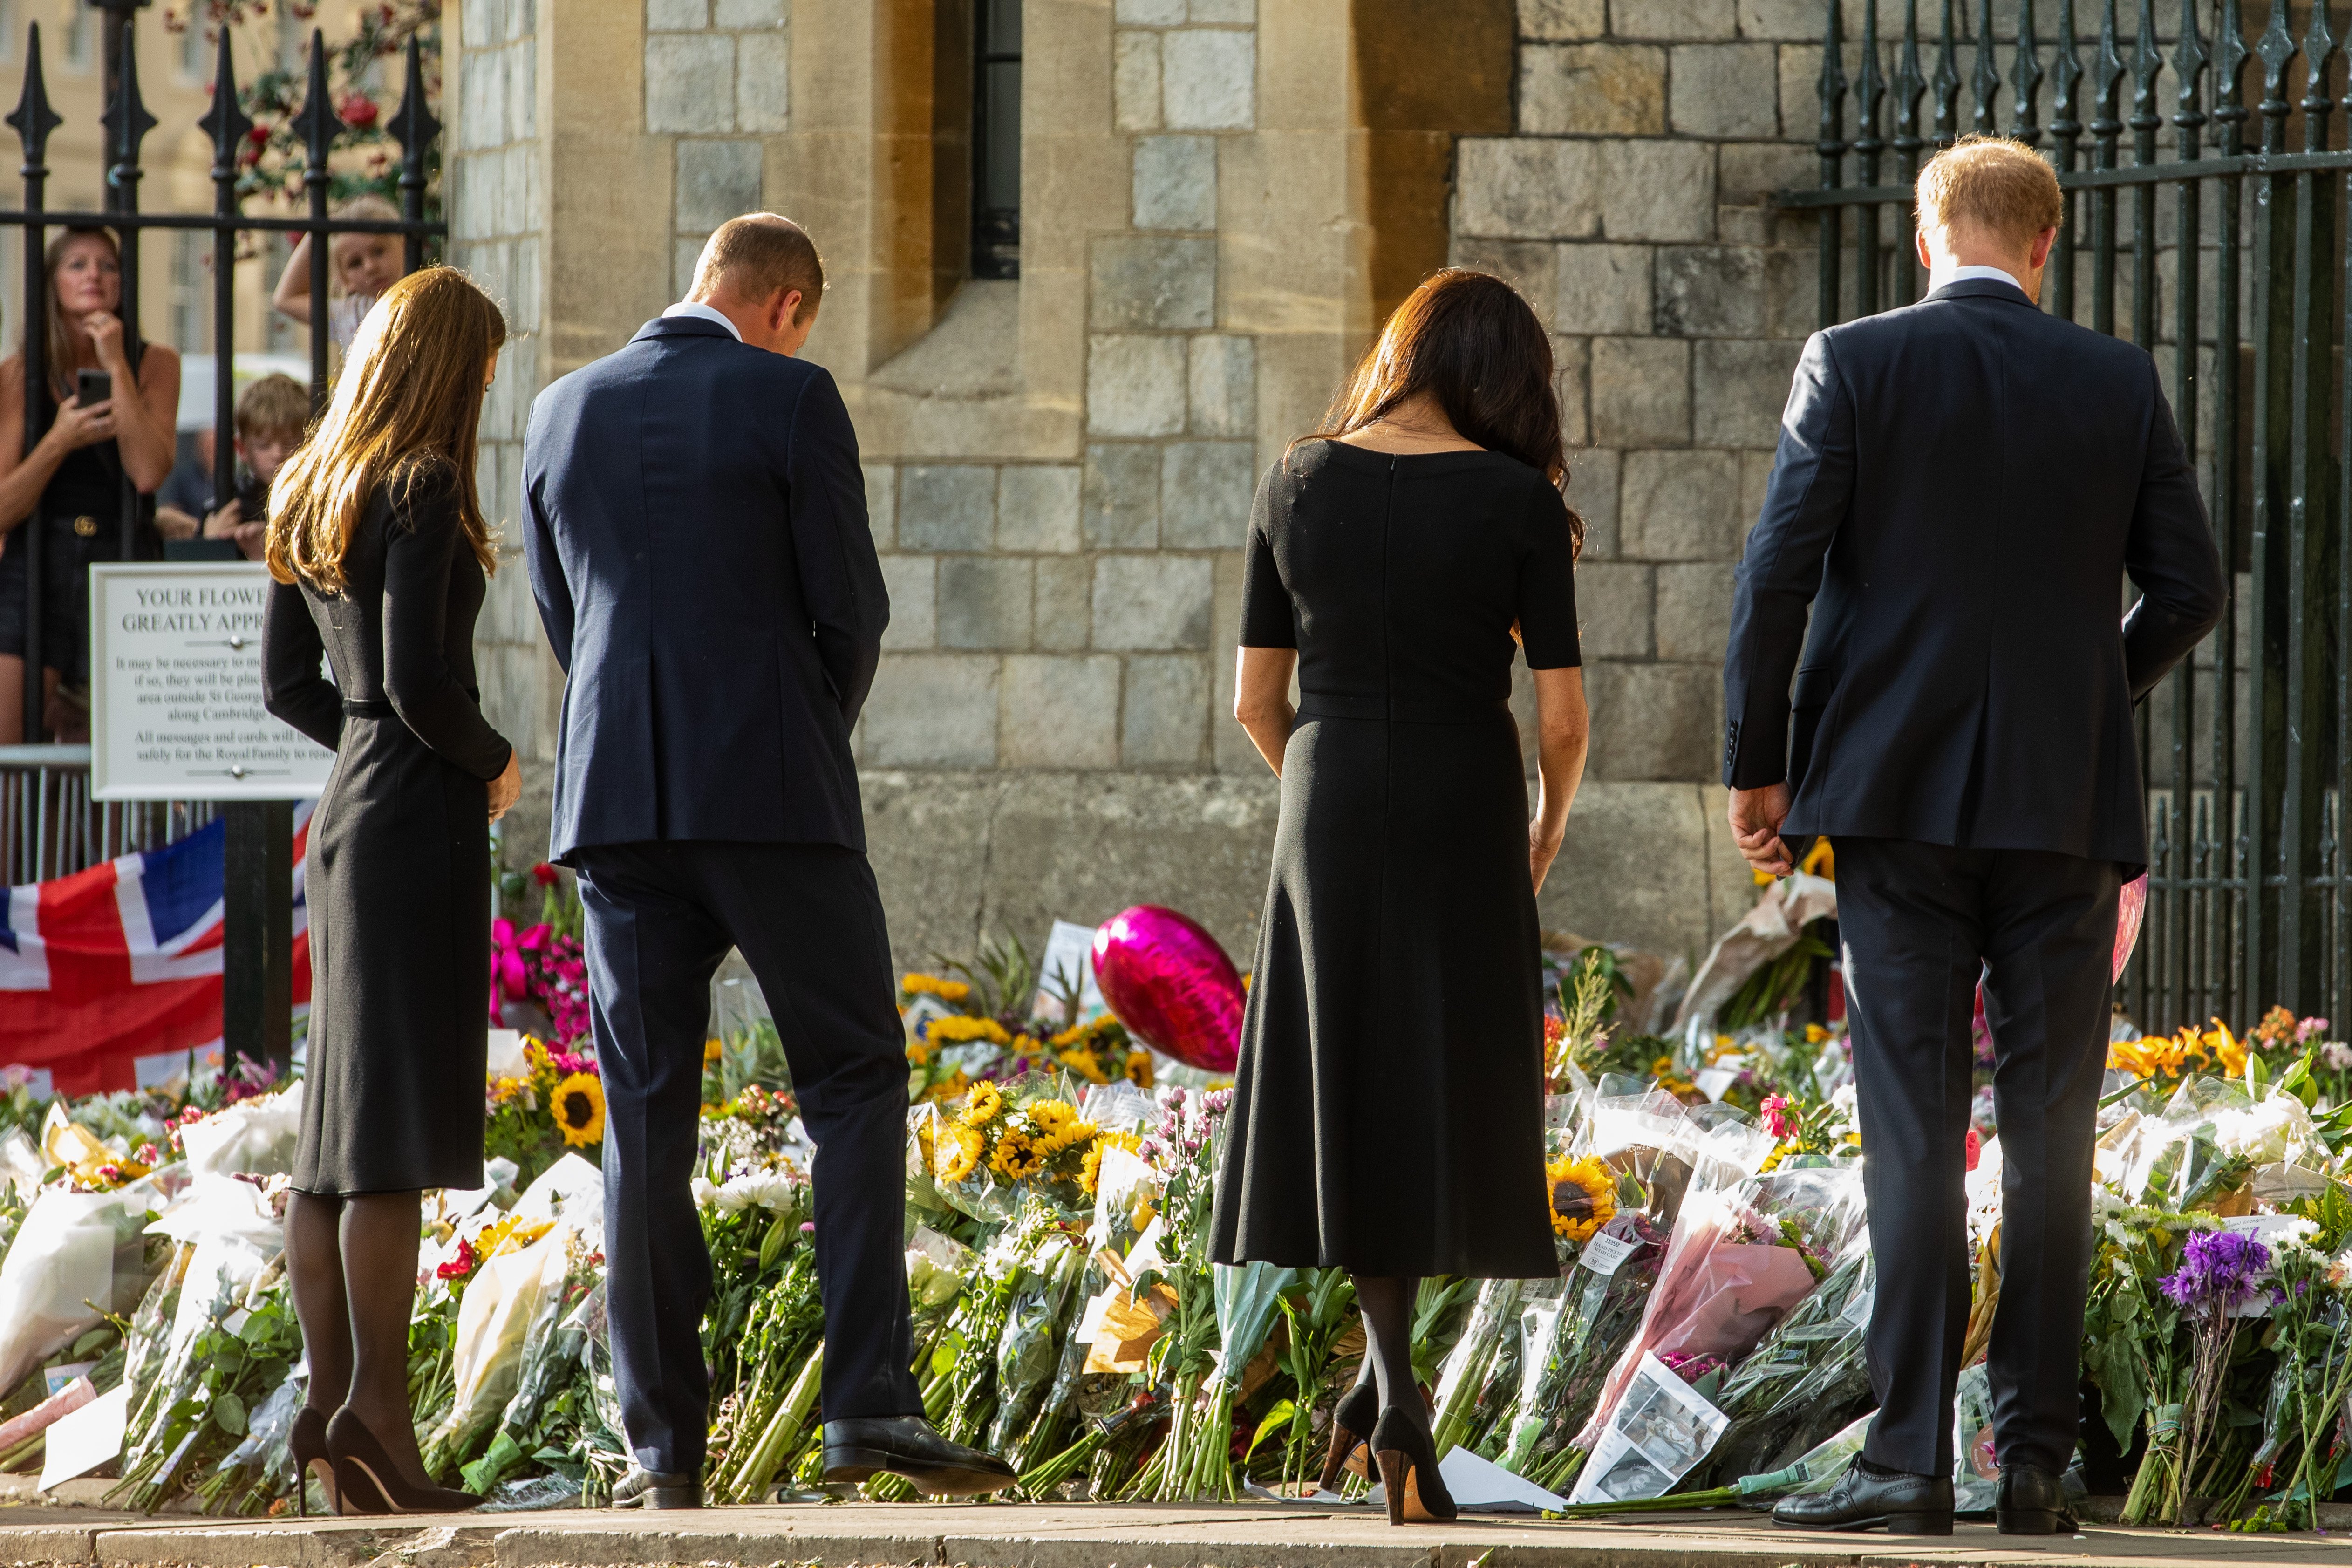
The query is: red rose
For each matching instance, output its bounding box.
[340,94,379,129]
[532,863,559,887]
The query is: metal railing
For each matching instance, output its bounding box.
[1779,0,2350,1032]
[0,744,213,884]
[3,9,443,737]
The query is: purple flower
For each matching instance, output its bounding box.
[2157,1230,2272,1313]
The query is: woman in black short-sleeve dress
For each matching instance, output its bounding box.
[1208,270,1590,1525]
[260,267,519,1515]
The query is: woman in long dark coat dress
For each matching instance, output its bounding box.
[1208,270,1591,1526]
[261,266,520,1515]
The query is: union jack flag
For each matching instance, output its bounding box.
[0,813,313,1095]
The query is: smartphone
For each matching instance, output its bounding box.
[235,470,270,523]
[75,368,110,408]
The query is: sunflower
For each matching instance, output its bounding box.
[991,1125,1047,1181]
[1058,1048,1111,1085]
[901,972,973,1002]
[906,1039,934,1067]
[1036,1118,1098,1158]
[922,1069,973,1104]
[960,1080,1004,1128]
[1080,1129,1143,1195]
[934,1121,984,1185]
[1123,1051,1154,1088]
[703,1037,723,1063]
[929,1016,1011,1046]
[1547,1154,1616,1242]
[1029,1098,1079,1136]
[554,1072,607,1147]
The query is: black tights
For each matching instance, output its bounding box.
[284,1190,435,1486]
[1347,1274,1425,1432]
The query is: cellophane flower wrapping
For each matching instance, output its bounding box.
[1694,1231,1875,1486]
[1573,1164,1865,1460]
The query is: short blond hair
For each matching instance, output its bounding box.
[1916,135,2063,248]
[689,214,825,324]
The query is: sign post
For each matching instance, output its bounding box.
[87,562,333,1078]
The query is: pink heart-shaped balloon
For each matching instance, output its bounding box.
[1091,906,1244,1074]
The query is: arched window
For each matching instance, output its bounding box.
[971,0,1019,279]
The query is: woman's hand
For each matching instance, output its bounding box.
[1529,818,1565,895]
[487,749,522,823]
[81,312,130,373]
[48,394,115,452]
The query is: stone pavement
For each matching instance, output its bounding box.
[0,1495,2341,1568]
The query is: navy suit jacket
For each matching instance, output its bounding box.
[522,316,889,862]
[1722,278,2225,869]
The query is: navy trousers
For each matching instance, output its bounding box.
[1834,836,2121,1479]
[574,839,924,1475]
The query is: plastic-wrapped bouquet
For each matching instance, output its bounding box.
[1694,1234,1875,1486]
[1571,1165,1864,1481]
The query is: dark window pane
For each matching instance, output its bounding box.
[971,0,1022,279]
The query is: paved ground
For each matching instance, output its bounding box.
[0,1495,2338,1568]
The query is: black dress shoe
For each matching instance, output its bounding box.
[611,1466,702,1508]
[822,1416,1017,1496]
[1773,1464,1955,1534]
[1996,1463,2079,1534]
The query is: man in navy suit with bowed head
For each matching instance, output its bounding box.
[522,213,1015,1507]
[1722,141,2223,1536]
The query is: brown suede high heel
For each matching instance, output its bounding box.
[1317,1381,1379,1492]
[1370,1407,1456,1526]
[288,1405,338,1516]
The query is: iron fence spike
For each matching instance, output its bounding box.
[5,22,60,168]
[1932,0,1961,140]
[198,22,253,173]
[2053,0,2085,135]
[2012,0,2046,141]
[1973,0,2001,131]
[389,34,441,162]
[292,27,347,171]
[98,15,157,179]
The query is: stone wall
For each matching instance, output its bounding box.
[445,0,1802,977]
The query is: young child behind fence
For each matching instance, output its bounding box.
[200,373,308,562]
[271,194,404,351]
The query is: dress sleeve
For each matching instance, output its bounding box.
[1517,480,1583,670]
[261,577,343,753]
[382,470,515,781]
[1237,467,1295,649]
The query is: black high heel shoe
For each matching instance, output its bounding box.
[1370,1407,1456,1526]
[326,1408,481,1514]
[288,1405,338,1517]
[1317,1381,1379,1493]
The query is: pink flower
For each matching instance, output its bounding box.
[1964,1126,1981,1171]
[1760,1094,1795,1139]
[338,93,379,129]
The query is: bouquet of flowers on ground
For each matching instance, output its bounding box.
[1570,1163,1864,1496]
[916,1075,1134,1221]
[484,1039,605,1188]
[1691,1232,1875,1486]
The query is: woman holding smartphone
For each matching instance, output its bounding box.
[0,227,181,742]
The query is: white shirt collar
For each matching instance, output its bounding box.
[661,300,743,341]
[1932,262,2028,296]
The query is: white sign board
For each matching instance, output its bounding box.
[88,563,334,801]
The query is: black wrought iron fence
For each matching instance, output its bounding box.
[1,11,442,739]
[1779,0,2350,1034]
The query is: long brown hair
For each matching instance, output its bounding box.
[38,228,119,399]
[1303,267,1583,555]
[266,266,506,594]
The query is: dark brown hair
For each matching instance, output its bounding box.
[1301,267,1582,554]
